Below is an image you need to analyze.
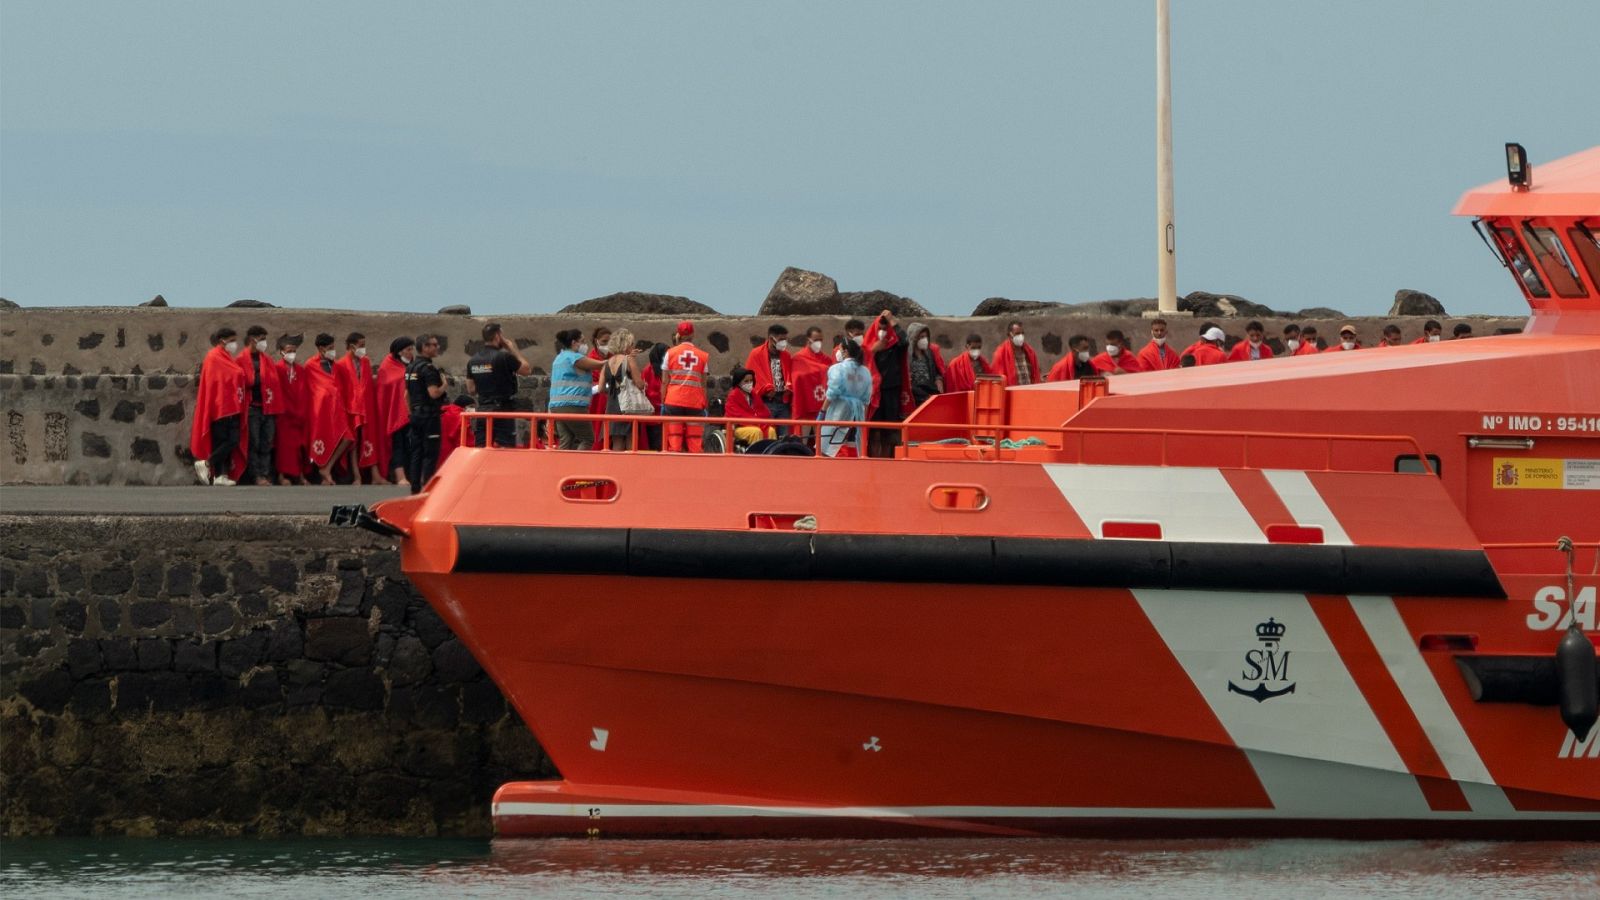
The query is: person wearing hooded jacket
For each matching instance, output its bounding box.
[906,322,945,407]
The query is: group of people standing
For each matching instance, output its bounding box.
[189,327,471,492]
[192,315,1473,478]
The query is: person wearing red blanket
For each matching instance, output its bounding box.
[374,337,415,484]
[991,320,1043,386]
[1137,319,1180,371]
[334,332,383,483]
[725,366,775,446]
[640,342,665,451]
[303,333,353,483]
[1047,334,1096,382]
[586,326,612,445]
[1091,330,1143,375]
[237,325,285,484]
[1226,321,1275,362]
[1181,326,1228,366]
[790,325,833,414]
[272,335,307,484]
[438,394,474,467]
[189,328,248,486]
[744,323,794,435]
[863,310,911,458]
[943,334,992,392]
[1294,325,1323,355]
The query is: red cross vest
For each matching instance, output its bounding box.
[662,341,709,410]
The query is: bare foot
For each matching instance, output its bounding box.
[254,478,272,486]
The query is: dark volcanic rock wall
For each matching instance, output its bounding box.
[0,515,552,837]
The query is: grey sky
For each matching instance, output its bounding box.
[2,1,1594,316]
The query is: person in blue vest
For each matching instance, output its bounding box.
[549,329,605,450]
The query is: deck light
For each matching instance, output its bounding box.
[1506,143,1530,191]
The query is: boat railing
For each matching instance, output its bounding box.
[459,410,1434,474]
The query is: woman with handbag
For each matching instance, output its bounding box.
[601,327,651,450]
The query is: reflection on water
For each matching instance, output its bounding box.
[2,837,1597,898]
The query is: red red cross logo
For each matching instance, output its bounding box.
[675,350,698,370]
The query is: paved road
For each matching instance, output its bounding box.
[0,485,409,515]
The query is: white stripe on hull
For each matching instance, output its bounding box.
[1043,465,1265,543]
[1346,595,1514,814]
[1132,589,1430,816]
[1262,469,1353,544]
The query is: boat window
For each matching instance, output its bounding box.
[1491,225,1549,298]
[1522,224,1587,297]
[1395,454,1442,476]
[1569,224,1600,289]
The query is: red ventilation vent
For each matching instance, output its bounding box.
[1101,521,1162,540]
[1265,524,1325,544]
[1419,634,1479,652]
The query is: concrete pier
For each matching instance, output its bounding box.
[0,513,549,837]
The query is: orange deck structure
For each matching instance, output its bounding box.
[339,145,1600,838]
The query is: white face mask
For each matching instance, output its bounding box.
[1076,350,1090,362]
[354,346,368,359]
[1011,334,1025,347]
[876,329,885,341]
[916,337,929,351]
[1152,336,1167,346]
[809,340,823,354]
[1107,345,1121,356]
[776,339,789,351]
[254,339,268,353]
[1286,339,1300,351]
[1341,340,1356,351]
[282,351,297,363]
[1427,334,1440,342]
[851,334,864,346]
[740,381,754,393]
[323,349,336,361]
[224,340,239,355]
[576,343,590,356]
[967,348,981,359]
[402,350,415,363]
[598,342,611,355]
[835,349,846,362]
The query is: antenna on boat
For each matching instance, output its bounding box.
[1150,0,1186,319]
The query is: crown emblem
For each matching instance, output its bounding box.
[1255,618,1287,643]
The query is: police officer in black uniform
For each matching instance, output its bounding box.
[405,333,448,493]
[465,322,531,448]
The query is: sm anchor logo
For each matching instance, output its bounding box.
[1227,618,1297,703]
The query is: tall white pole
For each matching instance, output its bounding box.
[1155,0,1178,313]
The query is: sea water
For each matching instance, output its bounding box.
[2,837,1597,898]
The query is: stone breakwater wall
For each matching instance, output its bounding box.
[1,306,1527,485]
[0,515,552,837]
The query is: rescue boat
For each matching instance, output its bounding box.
[335,144,1600,838]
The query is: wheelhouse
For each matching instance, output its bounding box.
[1455,145,1600,332]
